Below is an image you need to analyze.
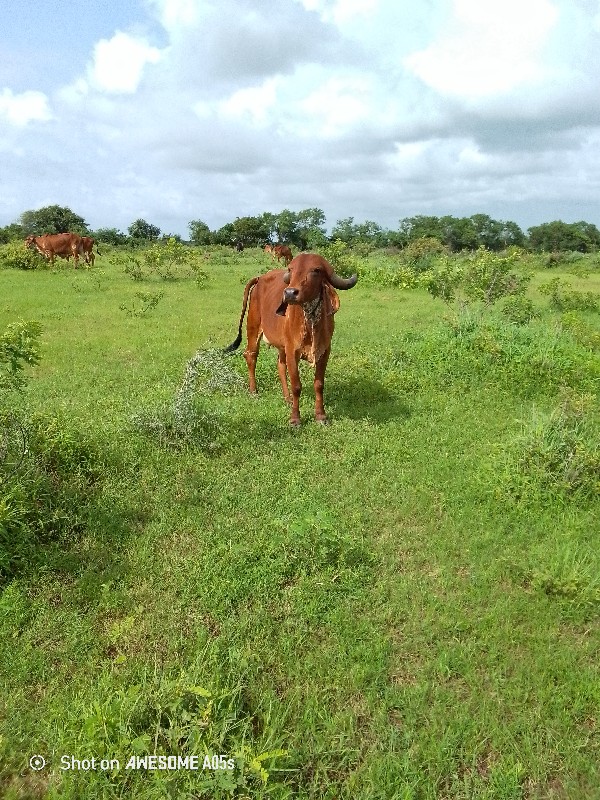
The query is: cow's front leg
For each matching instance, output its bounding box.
[286,349,302,426]
[277,349,291,404]
[314,347,330,423]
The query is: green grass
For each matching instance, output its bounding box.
[0,248,599,798]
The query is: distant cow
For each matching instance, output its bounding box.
[264,243,292,264]
[273,244,293,266]
[25,233,83,268]
[225,253,358,426]
[234,240,244,252]
[80,236,100,267]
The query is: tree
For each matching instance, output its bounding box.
[397,216,445,245]
[188,220,212,246]
[295,208,327,249]
[258,208,327,249]
[128,219,161,241]
[231,216,270,247]
[93,228,128,245]
[20,205,89,235]
[527,220,599,253]
[0,223,26,243]
[439,216,477,251]
[212,222,236,246]
[499,220,526,249]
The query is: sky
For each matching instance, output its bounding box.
[1,0,600,238]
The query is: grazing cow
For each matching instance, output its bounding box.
[25,233,83,268]
[273,244,293,266]
[225,253,358,426]
[234,240,244,252]
[80,236,100,267]
[264,243,275,258]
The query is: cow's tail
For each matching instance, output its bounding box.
[223,277,260,353]
[96,243,101,255]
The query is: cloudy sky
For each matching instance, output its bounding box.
[1,0,600,237]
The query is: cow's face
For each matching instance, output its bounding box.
[281,262,324,306]
[24,235,36,249]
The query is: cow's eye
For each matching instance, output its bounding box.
[311,269,321,275]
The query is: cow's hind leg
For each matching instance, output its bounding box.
[243,324,262,394]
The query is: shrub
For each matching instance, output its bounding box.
[391,313,600,397]
[132,348,244,449]
[501,296,538,325]
[1,413,108,583]
[505,389,600,501]
[539,277,599,312]
[0,242,41,271]
[560,312,600,350]
[423,248,531,307]
[401,236,447,271]
[119,291,164,317]
[0,320,41,394]
[320,239,363,278]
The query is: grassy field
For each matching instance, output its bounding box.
[1,245,599,799]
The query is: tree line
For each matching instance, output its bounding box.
[2,204,600,254]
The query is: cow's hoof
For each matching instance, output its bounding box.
[316,417,330,426]
[289,419,301,428]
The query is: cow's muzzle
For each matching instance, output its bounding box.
[283,288,299,303]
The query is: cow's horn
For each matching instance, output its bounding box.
[328,271,358,290]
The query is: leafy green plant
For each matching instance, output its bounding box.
[0,241,41,270]
[401,236,447,272]
[132,348,244,448]
[506,389,600,500]
[423,248,531,308]
[501,295,538,325]
[119,291,164,317]
[320,238,363,278]
[0,320,41,394]
[539,277,599,312]
[144,237,188,281]
[0,413,108,583]
[560,312,600,350]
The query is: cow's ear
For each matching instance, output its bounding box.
[323,284,340,316]
[275,301,288,316]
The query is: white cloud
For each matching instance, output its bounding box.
[301,76,371,136]
[405,0,560,99]
[0,88,52,126]
[88,31,163,94]
[219,78,280,126]
[295,0,378,24]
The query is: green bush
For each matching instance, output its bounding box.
[0,242,41,270]
[422,248,531,307]
[504,390,600,501]
[501,295,538,325]
[0,320,41,394]
[0,413,108,583]
[539,277,599,312]
[391,313,600,397]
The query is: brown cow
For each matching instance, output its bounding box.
[273,244,293,266]
[25,233,83,268]
[80,236,100,267]
[264,243,275,258]
[225,253,357,426]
